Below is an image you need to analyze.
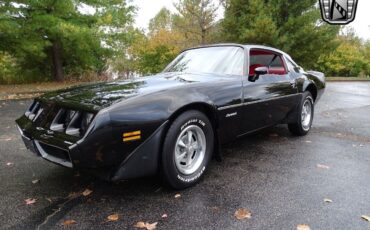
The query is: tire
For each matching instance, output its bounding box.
[161,110,214,189]
[288,92,314,136]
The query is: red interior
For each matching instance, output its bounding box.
[249,64,264,76]
[249,50,287,76]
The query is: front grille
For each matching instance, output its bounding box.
[25,100,95,137]
[34,141,72,168]
[39,142,70,162]
[25,101,43,121]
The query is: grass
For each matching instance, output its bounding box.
[326,77,370,81]
[0,81,86,100]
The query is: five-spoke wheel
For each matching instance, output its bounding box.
[288,91,314,136]
[161,110,214,189]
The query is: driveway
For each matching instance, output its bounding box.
[0,82,369,230]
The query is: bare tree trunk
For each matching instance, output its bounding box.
[51,41,63,82]
[201,28,206,45]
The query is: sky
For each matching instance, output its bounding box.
[133,0,370,40]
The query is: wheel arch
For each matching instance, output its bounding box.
[168,102,219,130]
[304,82,318,102]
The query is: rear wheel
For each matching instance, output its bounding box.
[161,110,214,189]
[288,92,314,136]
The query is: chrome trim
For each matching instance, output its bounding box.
[34,141,73,168]
[218,103,243,111]
[16,125,31,141]
[218,93,302,111]
[50,109,65,131]
[243,93,302,106]
[66,111,81,136]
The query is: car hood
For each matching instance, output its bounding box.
[39,72,227,111]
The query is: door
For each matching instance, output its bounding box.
[240,49,299,135]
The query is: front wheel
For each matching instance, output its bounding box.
[288,92,314,136]
[161,110,214,189]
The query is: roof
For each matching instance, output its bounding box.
[183,43,291,58]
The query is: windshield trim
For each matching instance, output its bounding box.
[163,45,246,76]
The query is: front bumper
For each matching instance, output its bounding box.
[17,124,74,168]
[16,114,168,181]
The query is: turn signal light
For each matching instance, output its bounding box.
[123,130,141,142]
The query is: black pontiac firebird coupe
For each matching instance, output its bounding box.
[16,44,325,189]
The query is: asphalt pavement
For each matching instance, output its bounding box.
[0,82,370,230]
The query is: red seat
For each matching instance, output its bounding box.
[268,67,286,75]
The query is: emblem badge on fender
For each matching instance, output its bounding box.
[226,112,238,118]
[319,0,358,25]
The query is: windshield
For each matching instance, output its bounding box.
[163,46,244,76]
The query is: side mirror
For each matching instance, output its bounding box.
[255,66,268,75]
[249,66,268,82]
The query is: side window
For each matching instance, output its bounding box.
[249,49,287,76]
[226,48,245,76]
[285,57,300,73]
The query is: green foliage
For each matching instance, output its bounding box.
[131,29,184,75]
[122,1,220,76]
[149,7,174,35]
[317,35,368,77]
[0,0,135,83]
[222,0,340,69]
[1,0,368,82]
[362,41,370,76]
[173,0,219,45]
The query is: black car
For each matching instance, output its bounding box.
[16,44,325,189]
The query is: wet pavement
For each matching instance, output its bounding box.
[0,82,369,230]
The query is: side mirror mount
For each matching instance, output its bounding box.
[249,66,268,82]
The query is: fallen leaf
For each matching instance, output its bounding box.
[134,222,147,229]
[234,208,252,220]
[107,214,119,222]
[305,140,312,143]
[324,198,333,203]
[145,222,158,230]
[161,213,168,218]
[362,215,370,222]
[46,198,53,203]
[25,198,37,205]
[63,220,77,226]
[82,189,93,196]
[174,194,181,199]
[134,222,158,230]
[297,224,311,230]
[32,179,39,184]
[317,164,330,169]
[359,144,365,147]
[6,162,14,166]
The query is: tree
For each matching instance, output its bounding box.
[131,29,185,75]
[363,41,370,76]
[174,0,219,45]
[317,35,366,77]
[222,0,278,45]
[148,7,174,35]
[222,0,340,68]
[0,0,135,82]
